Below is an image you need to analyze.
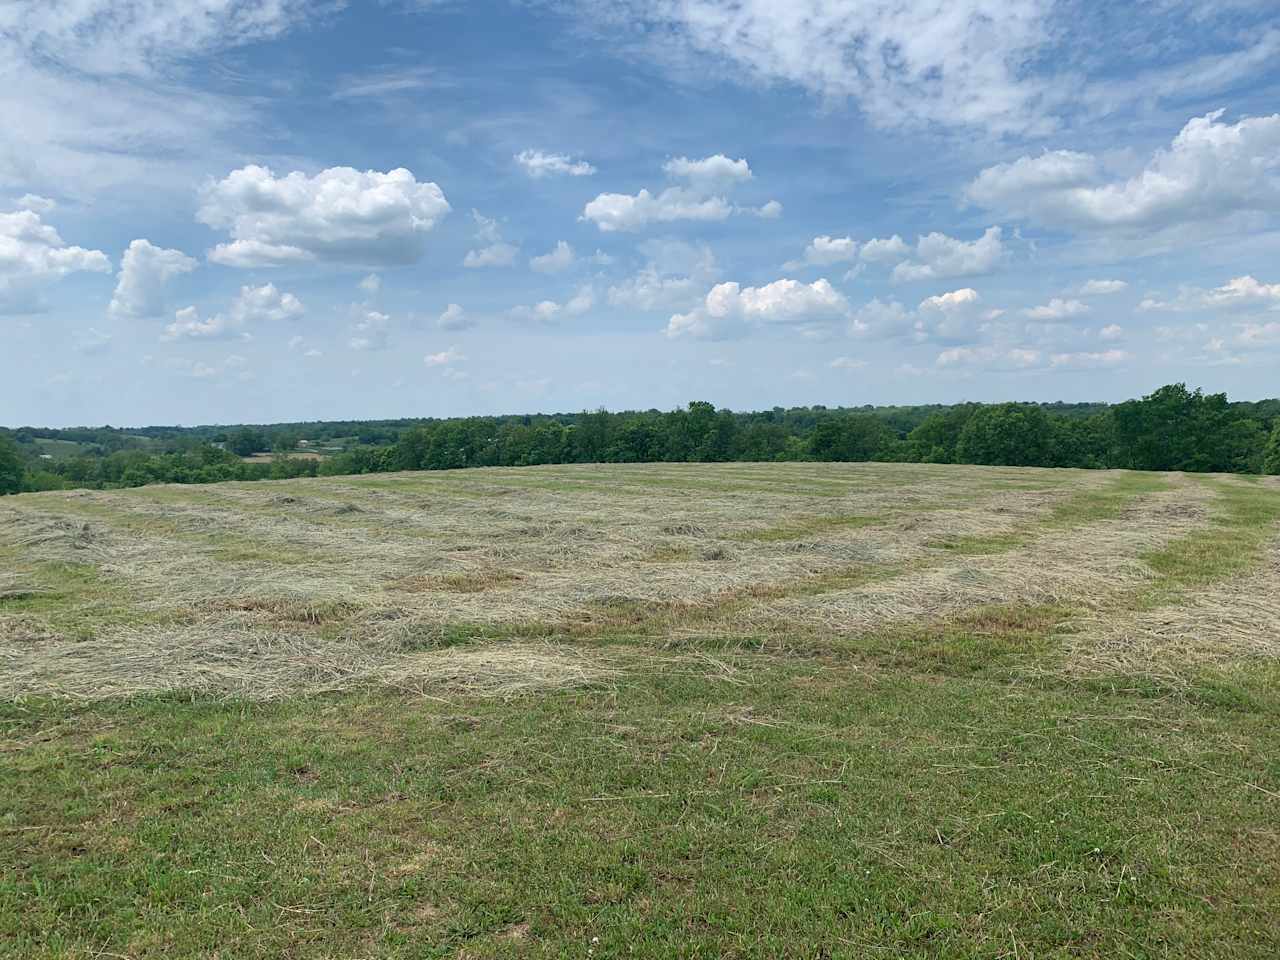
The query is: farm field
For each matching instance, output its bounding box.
[2,461,1280,958]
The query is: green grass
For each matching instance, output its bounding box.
[2,656,1278,959]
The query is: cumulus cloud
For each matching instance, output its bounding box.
[891,227,1005,283]
[666,277,850,340]
[424,345,464,367]
[349,309,391,351]
[829,356,868,370]
[510,286,595,324]
[608,239,719,312]
[0,207,111,313]
[463,243,519,268]
[1048,349,1129,369]
[965,111,1280,234]
[530,240,576,273]
[198,165,450,267]
[462,210,518,268]
[515,149,596,178]
[582,154,759,231]
[1099,324,1125,341]
[438,303,472,330]
[359,273,381,296]
[1140,275,1280,312]
[582,188,732,232]
[755,200,784,219]
[849,287,1000,344]
[788,235,859,269]
[1079,279,1128,296]
[936,345,1042,370]
[662,154,752,190]
[1023,298,1089,320]
[108,239,196,319]
[163,283,302,340]
[859,235,910,263]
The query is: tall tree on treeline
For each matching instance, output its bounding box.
[0,433,24,495]
[1111,383,1231,472]
[955,403,1053,467]
[1265,422,1280,476]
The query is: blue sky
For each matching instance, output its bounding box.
[3,0,1280,427]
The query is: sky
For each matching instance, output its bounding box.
[3,0,1280,427]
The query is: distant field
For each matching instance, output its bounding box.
[2,462,1279,958]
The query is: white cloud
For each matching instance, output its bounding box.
[891,227,1005,283]
[462,210,518,268]
[755,200,784,219]
[662,154,752,190]
[859,235,910,263]
[425,346,464,367]
[666,277,850,340]
[1079,279,1128,296]
[75,327,113,355]
[349,309,391,351]
[1023,297,1089,320]
[438,303,473,330]
[16,194,56,214]
[582,154,760,231]
[829,356,868,370]
[510,287,595,324]
[530,240,576,273]
[0,207,111,312]
[108,239,196,319]
[1139,275,1280,312]
[607,239,718,311]
[164,306,230,341]
[515,149,596,178]
[510,300,563,324]
[582,0,1055,134]
[936,345,1042,370]
[1048,349,1129,369]
[463,243,519,268]
[791,235,859,268]
[359,273,382,296]
[199,165,450,267]
[0,2,316,195]
[234,283,304,324]
[966,111,1280,234]
[162,283,301,340]
[582,188,733,232]
[1099,324,1124,341]
[849,287,999,345]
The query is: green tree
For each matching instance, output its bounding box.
[955,403,1052,467]
[1265,422,1280,475]
[0,433,24,495]
[1112,383,1231,472]
[809,415,895,462]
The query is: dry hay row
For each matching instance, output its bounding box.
[757,481,1217,637]
[1060,531,1280,680]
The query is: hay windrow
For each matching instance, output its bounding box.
[2,462,1274,700]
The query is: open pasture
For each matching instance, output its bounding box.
[3,462,1280,958]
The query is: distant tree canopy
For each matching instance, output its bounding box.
[3,383,1279,495]
[0,433,23,495]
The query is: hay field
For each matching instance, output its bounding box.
[4,463,1280,958]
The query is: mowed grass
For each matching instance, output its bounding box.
[2,464,1280,958]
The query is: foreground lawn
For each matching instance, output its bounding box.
[3,656,1279,958]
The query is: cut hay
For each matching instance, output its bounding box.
[2,462,1272,700]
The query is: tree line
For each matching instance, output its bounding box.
[3,383,1280,495]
